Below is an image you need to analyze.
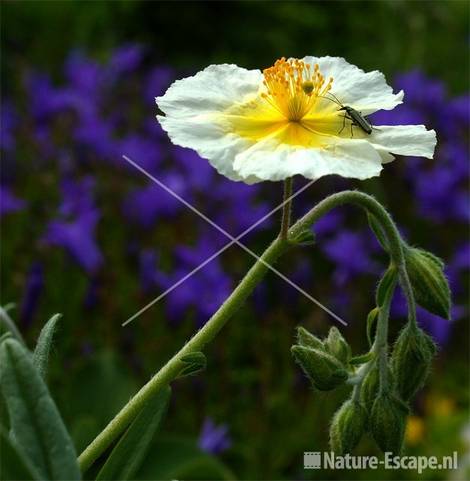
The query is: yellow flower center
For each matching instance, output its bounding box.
[261,58,333,122]
[220,58,353,148]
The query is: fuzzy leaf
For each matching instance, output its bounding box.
[178,351,207,377]
[0,425,41,481]
[0,339,81,480]
[0,305,24,343]
[96,386,171,480]
[33,314,61,379]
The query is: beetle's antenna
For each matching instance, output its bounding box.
[318,91,342,107]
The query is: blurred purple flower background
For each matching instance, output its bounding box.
[1,46,469,455]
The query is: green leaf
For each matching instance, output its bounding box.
[33,314,61,379]
[376,267,398,307]
[0,305,25,344]
[366,307,380,347]
[367,212,389,252]
[96,387,171,481]
[291,229,316,246]
[0,331,13,344]
[349,352,374,366]
[0,425,41,481]
[178,351,207,377]
[135,436,235,480]
[0,339,81,480]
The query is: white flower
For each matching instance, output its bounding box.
[156,56,436,184]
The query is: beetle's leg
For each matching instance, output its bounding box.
[338,112,347,135]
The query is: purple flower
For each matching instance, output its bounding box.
[43,178,103,274]
[108,44,144,76]
[145,66,175,103]
[171,146,214,191]
[119,134,163,174]
[313,210,344,238]
[43,210,103,274]
[0,100,17,151]
[140,237,232,325]
[27,72,95,120]
[64,51,104,98]
[0,186,26,216]
[322,230,379,285]
[20,262,44,327]
[395,70,446,110]
[74,115,116,159]
[59,176,96,217]
[198,418,231,455]
[122,172,189,228]
[413,167,465,222]
[391,291,457,345]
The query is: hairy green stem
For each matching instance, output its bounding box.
[280,177,293,240]
[290,190,417,326]
[375,275,397,393]
[79,189,415,472]
[78,237,290,472]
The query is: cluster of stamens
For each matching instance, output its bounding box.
[261,58,333,122]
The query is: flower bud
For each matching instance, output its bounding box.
[391,323,436,401]
[325,327,351,365]
[404,246,451,319]
[329,399,367,454]
[296,326,324,351]
[291,345,348,391]
[360,365,380,412]
[370,392,409,455]
[360,364,393,412]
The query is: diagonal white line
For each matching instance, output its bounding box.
[122,177,316,326]
[122,154,347,327]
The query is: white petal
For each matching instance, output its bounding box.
[158,114,257,181]
[302,56,403,114]
[232,137,384,182]
[369,125,437,158]
[156,64,262,118]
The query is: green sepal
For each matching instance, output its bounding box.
[391,323,436,401]
[366,307,380,347]
[370,391,409,455]
[0,339,81,480]
[376,267,398,307]
[324,327,351,365]
[296,326,325,351]
[404,246,451,319]
[290,229,316,246]
[329,399,367,454]
[291,345,348,391]
[178,351,207,377]
[96,386,171,480]
[350,352,374,366]
[360,363,393,413]
[33,314,61,380]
